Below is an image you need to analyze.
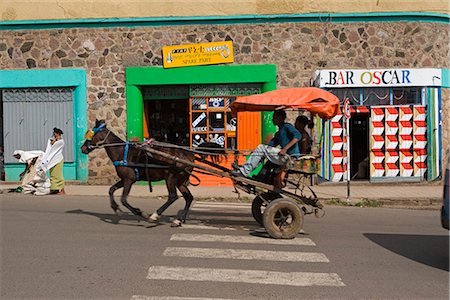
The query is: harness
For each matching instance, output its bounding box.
[112,142,140,180]
[85,124,200,186]
[113,142,131,167]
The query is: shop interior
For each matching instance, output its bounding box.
[142,84,260,151]
[349,113,370,180]
[144,99,190,146]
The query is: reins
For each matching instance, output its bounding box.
[95,130,111,147]
[87,126,209,186]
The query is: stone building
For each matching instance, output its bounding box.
[1,0,448,184]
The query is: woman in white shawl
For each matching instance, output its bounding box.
[37,127,65,195]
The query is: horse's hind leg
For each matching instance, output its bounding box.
[109,180,124,215]
[149,174,178,223]
[175,182,194,227]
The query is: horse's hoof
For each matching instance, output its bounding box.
[149,212,159,222]
[115,209,124,216]
[171,219,182,227]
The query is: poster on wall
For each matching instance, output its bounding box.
[192,112,207,132]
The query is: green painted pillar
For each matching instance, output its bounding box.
[74,84,88,182]
[126,84,144,141]
[261,80,277,143]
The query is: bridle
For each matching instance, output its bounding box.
[84,123,112,150]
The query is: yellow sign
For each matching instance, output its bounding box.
[162,41,234,68]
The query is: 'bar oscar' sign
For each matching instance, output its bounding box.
[163,41,234,69]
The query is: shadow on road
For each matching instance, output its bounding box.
[65,209,162,228]
[364,233,449,271]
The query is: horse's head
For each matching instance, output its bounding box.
[81,119,109,154]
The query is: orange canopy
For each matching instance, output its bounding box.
[230,87,341,120]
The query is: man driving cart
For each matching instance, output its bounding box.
[230,109,301,178]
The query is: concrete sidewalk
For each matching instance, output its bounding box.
[1,181,444,208]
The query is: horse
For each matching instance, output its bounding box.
[80,119,225,227]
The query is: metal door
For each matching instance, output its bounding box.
[3,88,74,164]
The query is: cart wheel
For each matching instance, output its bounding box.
[251,193,280,226]
[263,198,303,239]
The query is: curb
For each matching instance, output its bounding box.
[320,197,442,209]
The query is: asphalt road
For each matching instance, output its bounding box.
[0,193,448,299]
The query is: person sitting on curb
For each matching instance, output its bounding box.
[230,110,300,178]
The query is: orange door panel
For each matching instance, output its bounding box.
[237,111,261,151]
[197,111,261,186]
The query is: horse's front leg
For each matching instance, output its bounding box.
[149,174,178,224]
[175,182,194,227]
[109,180,124,215]
[120,180,149,220]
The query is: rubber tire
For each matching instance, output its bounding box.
[251,193,279,226]
[251,196,265,226]
[252,196,275,226]
[263,198,303,239]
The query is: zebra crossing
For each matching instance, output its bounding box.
[132,201,345,299]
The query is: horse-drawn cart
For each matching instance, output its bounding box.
[138,87,341,239]
[82,87,340,239]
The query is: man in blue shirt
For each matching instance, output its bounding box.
[231,110,301,177]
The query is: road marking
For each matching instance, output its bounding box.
[181,224,237,230]
[194,202,251,208]
[191,208,249,212]
[164,247,329,262]
[170,233,316,246]
[181,224,254,231]
[189,215,253,221]
[132,296,234,300]
[146,266,345,287]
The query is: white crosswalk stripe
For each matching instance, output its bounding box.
[180,224,237,230]
[170,233,316,246]
[191,202,251,212]
[132,296,234,300]
[193,202,251,208]
[188,214,253,221]
[164,247,330,262]
[146,266,345,287]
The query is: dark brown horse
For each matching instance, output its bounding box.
[80,119,224,227]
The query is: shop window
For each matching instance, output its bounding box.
[328,87,424,107]
[393,87,422,105]
[189,84,260,150]
[329,88,360,105]
[362,88,390,106]
[190,96,237,149]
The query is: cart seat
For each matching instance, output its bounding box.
[287,155,320,175]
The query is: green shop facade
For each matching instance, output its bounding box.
[126,64,278,147]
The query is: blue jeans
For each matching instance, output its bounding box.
[239,144,289,176]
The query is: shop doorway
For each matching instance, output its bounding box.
[350,113,370,180]
[144,99,190,146]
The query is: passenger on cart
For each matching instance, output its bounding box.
[231,110,300,178]
[295,115,312,155]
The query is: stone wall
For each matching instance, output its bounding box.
[0,21,448,183]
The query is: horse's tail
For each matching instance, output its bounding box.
[195,142,226,164]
